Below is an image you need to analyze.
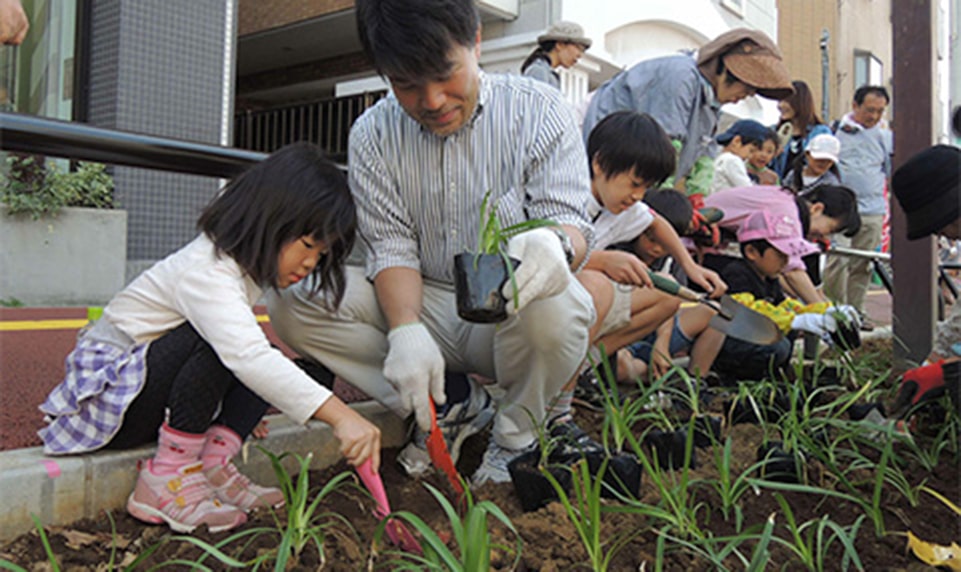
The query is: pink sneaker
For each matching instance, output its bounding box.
[205,461,285,511]
[126,461,247,533]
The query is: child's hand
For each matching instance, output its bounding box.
[683,264,727,298]
[596,250,653,288]
[314,397,383,472]
[332,410,382,472]
[650,346,673,379]
[252,420,270,439]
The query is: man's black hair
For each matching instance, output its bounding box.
[796,184,862,238]
[587,111,676,187]
[643,188,693,236]
[198,142,356,308]
[853,85,889,105]
[356,0,479,80]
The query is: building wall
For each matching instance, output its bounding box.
[238,0,352,36]
[777,0,891,123]
[776,0,836,118]
[88,0,236,268]
[836,0,892,117]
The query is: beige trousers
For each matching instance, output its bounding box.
[823,214,885,314]
[266,265,595,449]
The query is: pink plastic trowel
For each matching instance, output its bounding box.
[355,459,422,554]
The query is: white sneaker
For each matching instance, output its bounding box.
[471,439,536,487]
[397,374,496,477]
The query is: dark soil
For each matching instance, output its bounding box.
[2,341,958,570]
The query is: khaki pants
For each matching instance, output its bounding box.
[266,265,595,449]
[823,214,884,314]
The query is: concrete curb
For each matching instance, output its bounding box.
[0,402,405,543]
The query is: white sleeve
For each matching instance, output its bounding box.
[173,265,333,425]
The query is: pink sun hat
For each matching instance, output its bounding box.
[738,210,820,258]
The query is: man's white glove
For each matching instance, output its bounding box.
[825,304,861,330]
[501,228,570,313]
[383,323,446,432]
[791,313,837,344]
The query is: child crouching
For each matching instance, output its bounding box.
[38,143,381,533]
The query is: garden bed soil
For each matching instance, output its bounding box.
[2,340,958,570]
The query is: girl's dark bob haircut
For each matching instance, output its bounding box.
[198,142,356,308]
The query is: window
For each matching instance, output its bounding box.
[854,50,883,88]
[2,0,79,120]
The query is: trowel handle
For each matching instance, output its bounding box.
[647,270,702,303]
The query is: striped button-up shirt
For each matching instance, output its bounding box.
[348,71,594,283]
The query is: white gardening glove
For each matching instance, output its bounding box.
[501,228,570,314]
[826,304,861,330]
[383,323,446,432]
[791,313,837,345]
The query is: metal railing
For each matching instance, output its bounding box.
[234,91,385,160]
[0,112,266,179]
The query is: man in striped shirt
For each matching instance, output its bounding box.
[267,0,597,486]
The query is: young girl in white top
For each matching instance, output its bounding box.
[784,133,843,195]
[38,143,381,533]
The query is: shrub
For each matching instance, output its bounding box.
[1,155,114,219]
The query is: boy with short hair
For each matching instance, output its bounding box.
[710,210,856,382]
[711,119,770,194]
[564,112,726,409]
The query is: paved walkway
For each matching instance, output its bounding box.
[0,306,369,452]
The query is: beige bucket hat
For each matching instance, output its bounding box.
[538,21,592,49]
[698,28,794,100]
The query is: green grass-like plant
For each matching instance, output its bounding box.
[373,482,522,571]
[541,457,640,571]
[472,190,560,311]
[177,447,358,570]
[772,493,865,571]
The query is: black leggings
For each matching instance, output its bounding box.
[104,323,269,450]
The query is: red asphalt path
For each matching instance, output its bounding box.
[0,289,894,452]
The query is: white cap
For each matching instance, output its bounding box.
[806,133,841,163]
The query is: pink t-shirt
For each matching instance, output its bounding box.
[703,185,819,272]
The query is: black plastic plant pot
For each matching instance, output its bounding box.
[643,429,696,470]
[830,321,862,351]
[757,441,804,483]
[847,401,887,421]
[453,252,520,324]
[507,450,575,512]
[692,414,724,448]
[584,451,643,499]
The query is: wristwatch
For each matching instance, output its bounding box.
[549,226,575,266]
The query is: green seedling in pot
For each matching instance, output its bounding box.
[473,190,560,308]
[454,190,560,322]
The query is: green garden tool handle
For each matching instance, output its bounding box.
[646,270,730,319]
[647,271,701,303]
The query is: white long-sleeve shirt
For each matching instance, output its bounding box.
[103,234,332,425]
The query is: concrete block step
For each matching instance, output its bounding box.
[0,402,405,542]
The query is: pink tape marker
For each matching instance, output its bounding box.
[41,459,61,479]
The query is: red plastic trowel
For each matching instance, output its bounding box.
[426,398,466,499]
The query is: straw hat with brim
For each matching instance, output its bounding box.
[697,28,793,100]
[892,145,961,240]
[538,21,592,49]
